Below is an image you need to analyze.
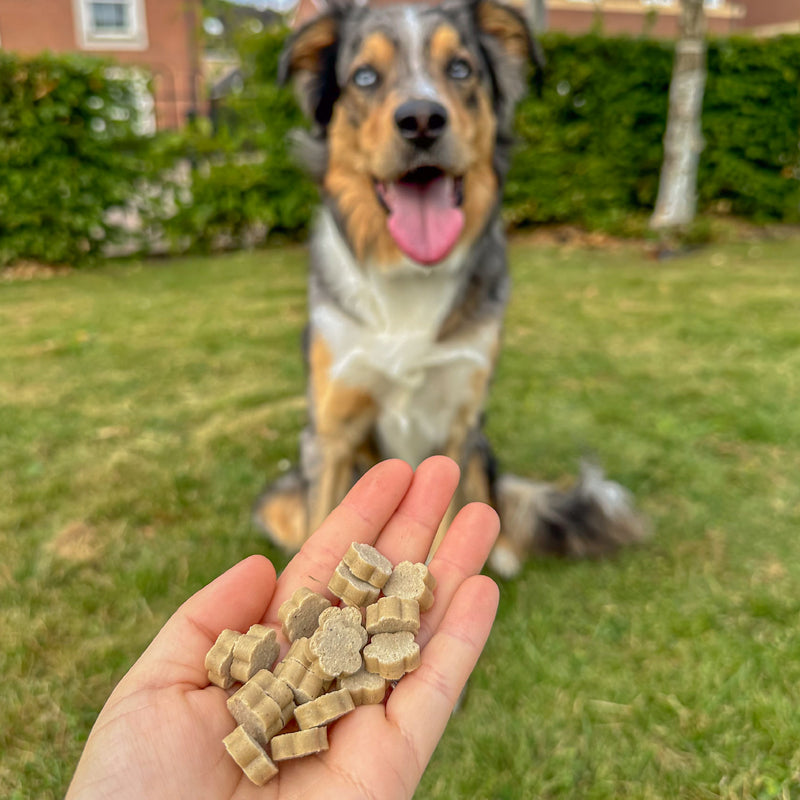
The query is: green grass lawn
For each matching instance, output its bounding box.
[3,234,800,799]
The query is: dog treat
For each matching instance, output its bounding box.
[223,725,278,786]
[271,726,329,761]
[328,561,381,607]
[382,561,436,612]
[209,540,431,784]
[282,636,313,668]
[318,604,364,630]
[363,631,421,681]
[274,657,326,704]
[342,541,393,588]
[294,687,355,729]
[247,669,296,724]
[309,609,368,680]
[205,629,241,689]
[365,596,420,635]
[278,587,332,642]
[337,666,388,706]
[226,681,285,745]
[230,624,280,684]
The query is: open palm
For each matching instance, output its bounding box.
[66,456,500,800]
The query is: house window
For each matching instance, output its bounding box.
[73,0,148,50]
[90,2,131,34]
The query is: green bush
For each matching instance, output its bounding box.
[700,35,800,221]
[214,28,799,240]
[507,33,674,232]
[0,29,797,267]
[0,52,152,266]
[507,32,800,230]
[156,27,316,252]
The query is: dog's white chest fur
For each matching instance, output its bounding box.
[311,211,497,467]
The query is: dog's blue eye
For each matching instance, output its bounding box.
[447,58,472,81]
[352,66,379,89]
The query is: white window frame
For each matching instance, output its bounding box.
[73,0,149,51]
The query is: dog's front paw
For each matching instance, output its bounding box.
[253,469,308,552]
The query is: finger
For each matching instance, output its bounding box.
[121,555,277,691]
[266,459,414,616]
[386,574,499,767]
[374,455,461,565]
[417,501,500,649]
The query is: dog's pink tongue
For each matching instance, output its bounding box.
[383,176,464,265]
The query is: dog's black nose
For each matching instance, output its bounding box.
[394,99,448,148]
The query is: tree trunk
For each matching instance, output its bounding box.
[650,0,707,231]
[526,0,547,34]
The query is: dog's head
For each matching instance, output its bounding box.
[281,0,541,268]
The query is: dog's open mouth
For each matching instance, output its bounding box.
[375,167,465,266]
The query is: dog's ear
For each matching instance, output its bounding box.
[475,0,533,64]
[473,0,545,117]
[279,10,343,129]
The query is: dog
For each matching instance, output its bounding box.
[254,0,647,577]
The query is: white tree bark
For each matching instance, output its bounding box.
[650,0,707,230]
[527,0,547,33]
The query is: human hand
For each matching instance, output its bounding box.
[66,456,500,800]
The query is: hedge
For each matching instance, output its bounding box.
[701,36,800,221]
[178,27,800,245]
[0,53,153,266]
[154,27,316,252]
[507,33,675,232]
[0,29,798,266]
[507,32,800,231]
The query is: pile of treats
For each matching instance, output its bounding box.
[204,541,436,785]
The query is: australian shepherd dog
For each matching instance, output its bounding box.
[254,0,647,577]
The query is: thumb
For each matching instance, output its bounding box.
[119,554,278,692]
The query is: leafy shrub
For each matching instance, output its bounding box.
[216,27,799,240]
[0,52,152,266]
[1,29,798,267]
[156,26,316,252]
[700,35,800,221]
[507,32,800,230]
[507,33,674,232]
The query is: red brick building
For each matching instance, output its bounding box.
[546,0,799,38]
[0,0,202,129]
[292,0,800,37]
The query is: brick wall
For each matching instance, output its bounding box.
[0,0,201,129]
[740,0,800,27]
[292,0,798,37]
[545,1,745,37]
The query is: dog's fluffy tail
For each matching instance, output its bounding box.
[489,463,650,579]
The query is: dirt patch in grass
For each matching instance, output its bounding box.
[2,262,72,282]
[46,521,102,562]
